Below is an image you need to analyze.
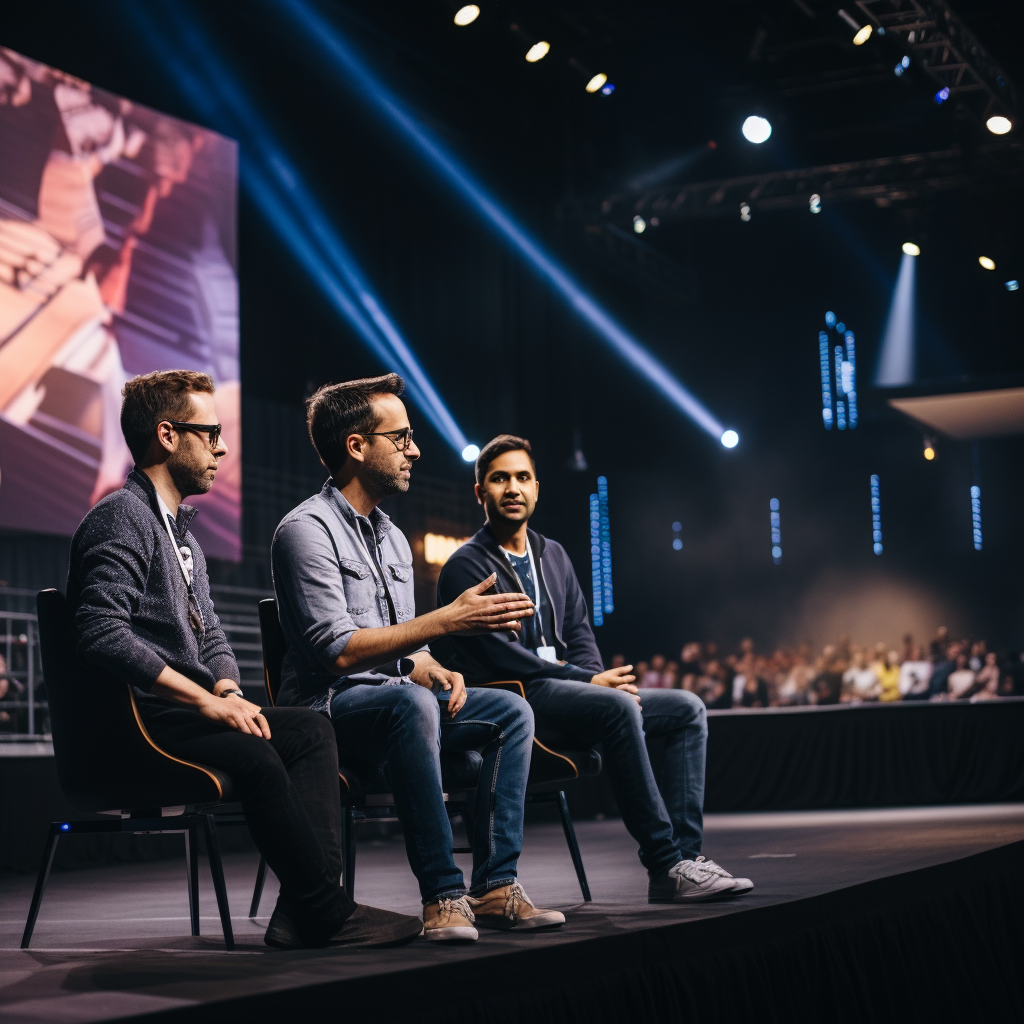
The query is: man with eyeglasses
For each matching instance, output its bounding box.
[435,435,754,903]
[271,374,564,941]
[66,370,423,950]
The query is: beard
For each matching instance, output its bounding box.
[168,443,213,498]
[364,455,409,497]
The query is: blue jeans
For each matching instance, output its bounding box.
[330,682,534,903]
[525,680,707,873]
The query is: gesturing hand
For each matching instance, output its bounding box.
[200,693,272,738]
[445,573,535,635]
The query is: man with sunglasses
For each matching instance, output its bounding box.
[66,370,423,950]
[271,373,564,941]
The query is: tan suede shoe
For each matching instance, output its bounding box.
[468,882,566,931]
[423,895,479,942]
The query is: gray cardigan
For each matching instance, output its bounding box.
[66,469,240,706]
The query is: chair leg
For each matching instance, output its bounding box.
[556,790,592,902]
[200,814,234,950]
[249,856,268,920]
[21,826,60,949]
[185,825,200,936]
[342,805,356,899]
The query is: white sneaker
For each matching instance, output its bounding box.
[423,895,479,941]
[694,856,754,894]
[648,859,737,903]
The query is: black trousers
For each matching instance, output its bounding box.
[140,703,353,932]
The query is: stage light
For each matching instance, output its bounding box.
[461,443,480,462]
[986,115,1012,135]
[971,485,982,550]
[650,216,659,227]
[525,40,549,62]
[672,521,682,532]
[424,532,472,565]
[819,332,833,429]
[601,83,616,95]
[923,440,935,460]
[454,5,480,26]
[902,242,920,256]
[672,538,683,551]
[770,499,782,565]
[825,311,837,327]
[934,87,950,104]
[1007,280,1020,291]
[721,429,739,448]
[853,24,873,45]
[870,474,883,555]
[835,321,845,333]
[278,0,729,444]
[740,203,751,222]
[589,495,603,626]
[876,252,917,386]
[844,330,858,428]
[586,73,608,93]
[809,193,821,214]
[978,256,996,271]
[894,55,910,76]
[741,115,772,144]
[633,215,646,234]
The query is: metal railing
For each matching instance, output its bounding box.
[0,610,44,739]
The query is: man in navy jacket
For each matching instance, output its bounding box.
[436,435,753,903]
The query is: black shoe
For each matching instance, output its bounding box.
[265,901,422,950]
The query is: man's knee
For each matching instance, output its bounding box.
[666,688,708,737]
[392,683,442,729]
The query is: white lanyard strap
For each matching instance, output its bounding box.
[504,542,548,647]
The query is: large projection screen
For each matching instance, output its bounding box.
[0,47,240,560]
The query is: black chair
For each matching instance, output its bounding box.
[250,599,597,910]
[23,590,240,949]
[248,598,480,916]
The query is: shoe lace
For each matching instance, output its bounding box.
[673,860,712,885]
[694,856,733,878]
[503,882,535,919]
[436,895,475,925]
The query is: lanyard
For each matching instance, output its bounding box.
[156,493,205,635]
[503,541,548,648]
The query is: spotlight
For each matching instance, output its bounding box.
[672,538,683,551]
[741,115,772,144]
[525,40,550,62]
[740,202,751,222]
[1007,280,1020,291]
[986,115,1012,135]
[720,429,739,448]
[934,87,950,104]
[632,215,646,234]
[978,256,996,271]
[586,73,608,93]
[923,438,936,461]
[902,241,920,256]
[894,55,910,76]
[461,444,480,462]
[601,83,616,95]
[853,24,873,45]
[825,310,837,327]
[809,193,822,214]
[454,5,480,26]
[835,321,846,333]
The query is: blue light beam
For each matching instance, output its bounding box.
[875,252,917,387]
[277,0,728,442]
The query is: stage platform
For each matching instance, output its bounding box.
[0,805,1021,1023]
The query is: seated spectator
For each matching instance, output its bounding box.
[968,640,986,673]
[898,645,933,700]
[737,671,768,708]
[928,643,959,698]
[678,643,701,692]
[874,650,901,702]
[947,653,976,699]
[660,660,680,689]
[811,646,844,705]
[971,652,1000,699]
[640,654,665,688]
[699,660,731,709]
[634,660,650,686]
[776,657,814,706]
[929,626,949,662]
[842,651,880,702]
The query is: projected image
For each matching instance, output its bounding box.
[0,47,240,559]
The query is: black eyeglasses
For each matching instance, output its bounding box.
[165,420,223,450]
[359,427,415,453]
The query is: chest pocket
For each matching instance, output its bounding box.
[387,562,414,621]
[338,557,378,618]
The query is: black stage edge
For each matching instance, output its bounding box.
[120,840,1023,1024]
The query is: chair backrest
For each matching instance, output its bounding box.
[36,589,227,811]
[258,598,286,707]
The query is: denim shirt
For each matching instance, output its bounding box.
[271,480,422,710]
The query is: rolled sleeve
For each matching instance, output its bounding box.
[272,517,358,673]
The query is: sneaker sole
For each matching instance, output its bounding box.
[475,913,566,931]
[729,881,754,894]
[424,926,479,942]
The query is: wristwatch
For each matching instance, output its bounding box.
[220,689,245,699]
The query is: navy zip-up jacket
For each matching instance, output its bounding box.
[435,524,604,685]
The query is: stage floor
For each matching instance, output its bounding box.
[0,804,1022,1023]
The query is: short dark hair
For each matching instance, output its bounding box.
[306,373,406,473]
[475,434,535,485]
[121,370,215,462]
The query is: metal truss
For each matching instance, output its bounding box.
[856,0,1017,123]
[598,141,1021,223]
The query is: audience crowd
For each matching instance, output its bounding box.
[613,627,1024,709]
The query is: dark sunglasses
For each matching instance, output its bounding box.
[165,420,223,449]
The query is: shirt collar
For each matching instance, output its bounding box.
[126,468,198,534]
[322,478,393,537]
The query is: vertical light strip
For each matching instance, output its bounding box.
[770,498,782,564]
[844,330,858,428]
[597,475,614,614]
[870,474,883,555]
[971,486,983,550]
[589,494,604,626]
[819,331,833,429]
